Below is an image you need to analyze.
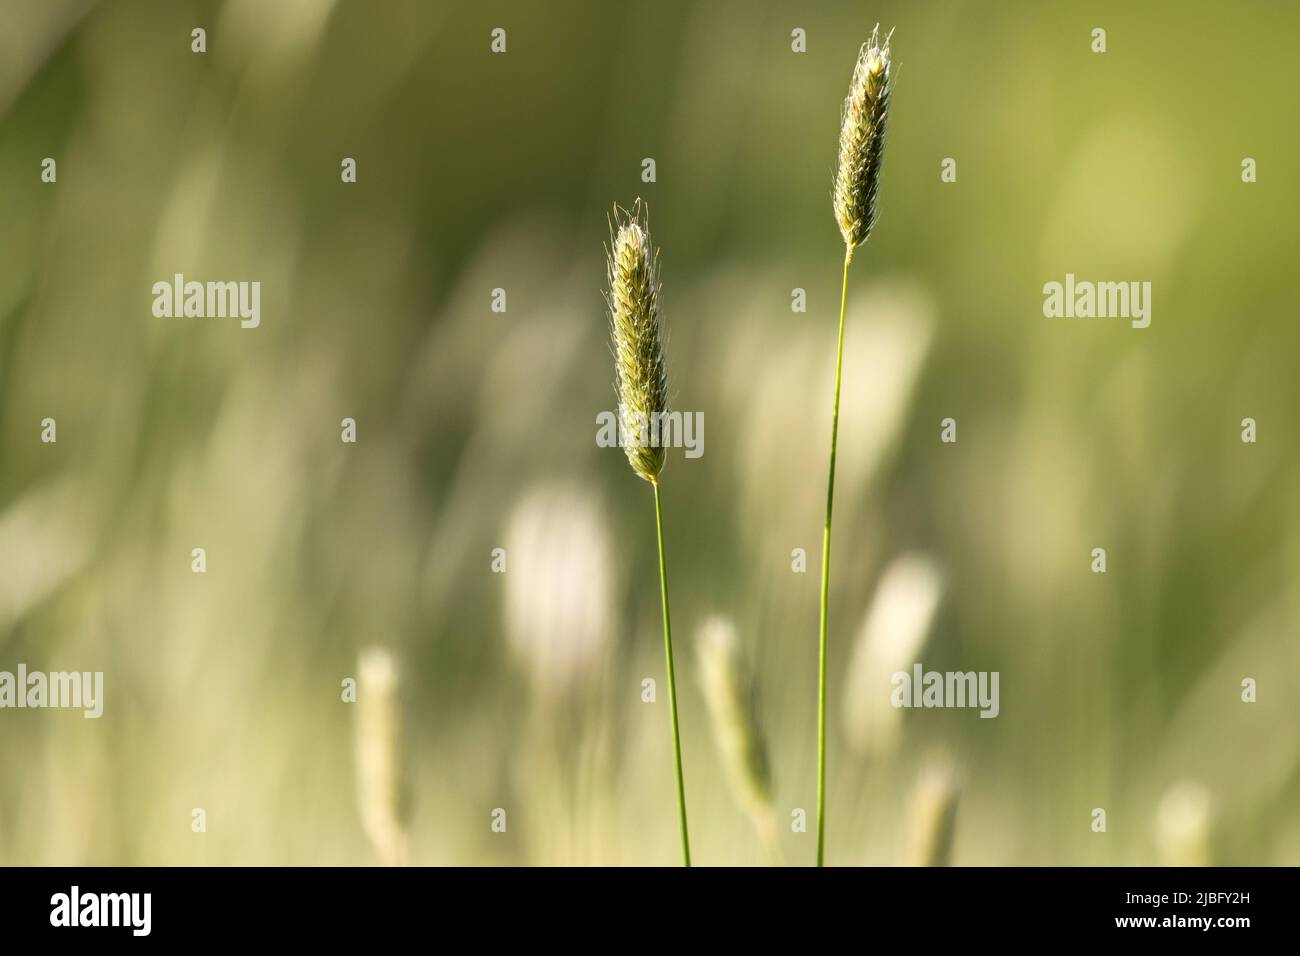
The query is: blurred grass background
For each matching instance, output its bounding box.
[1,0,1297,865]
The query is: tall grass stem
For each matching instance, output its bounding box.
[817,248,853,866]
[653,479,691,866]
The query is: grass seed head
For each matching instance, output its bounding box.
[834,25,895,252]
[606,199,668,484]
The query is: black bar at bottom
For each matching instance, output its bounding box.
[0,866,1281,942]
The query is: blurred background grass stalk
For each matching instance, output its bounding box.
[354,647,409,866]
[697,616,782,863]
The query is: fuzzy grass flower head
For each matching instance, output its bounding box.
[834,25,895,251]
[606,199,668,483]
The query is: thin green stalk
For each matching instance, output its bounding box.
[653,479,691,866]
[817,247,853,867]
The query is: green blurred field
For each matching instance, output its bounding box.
[1,0,1297,865]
